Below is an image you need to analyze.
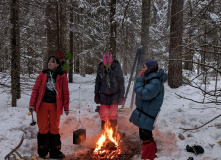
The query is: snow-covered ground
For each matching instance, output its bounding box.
[0,72,220,160]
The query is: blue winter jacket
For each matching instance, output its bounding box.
[129,69,168,130]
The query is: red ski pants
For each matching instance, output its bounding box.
[37,101,61,134]
[100,104,118,121]
[141,138,157,160]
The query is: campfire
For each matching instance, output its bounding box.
[92,120,122,159]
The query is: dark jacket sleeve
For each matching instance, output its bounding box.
[95,66,101,94]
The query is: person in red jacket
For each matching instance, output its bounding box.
[29,56,69,159]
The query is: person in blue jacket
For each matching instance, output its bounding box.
[129,60,168,160]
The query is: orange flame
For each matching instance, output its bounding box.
[93,120,122,159]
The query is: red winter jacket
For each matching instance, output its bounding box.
[30,70,69,116]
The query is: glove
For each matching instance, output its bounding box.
[29,106,34,112]
[94,94,100,104]
[139,71,144,76]
[186,145,204,155]
[119,97,125,105]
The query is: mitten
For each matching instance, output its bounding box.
[94,94,100,104]
[139,71,144,76]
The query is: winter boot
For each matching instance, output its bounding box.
[49,133,65,159]
[110,119,117,134]
[37,132,49,158]
[110,119,125,139]
[109,119,125,139]
[141,138,157,160]
[110,119,118,138]
[101,120,105,132]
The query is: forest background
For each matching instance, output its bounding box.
[0,0,221,159]
[1,0,221,106]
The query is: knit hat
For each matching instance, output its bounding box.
[57,50,64,59]
[145,60,157,68]
[103,52,113,66]
[144,60,158,76]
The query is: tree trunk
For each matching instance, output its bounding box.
[10,0,20,106]
[152,1,157,26]
[168,0,184,88]
[201,29,207,73]
[109,0,117,59]
[16,0,20,99]
[166,0,172,51]
[45,28,49,68]
[141,0,151,63]
[45,1,59,67]
[184,0,193,71]
[80,8,85,77]
[56,1,60,50]
[74,6,80,74]
[59,0,66,54]
[81,54,86,77]
[69,4,74,83]
[74,39,80,74]
[122,30,128,75]
[166,0,172,29]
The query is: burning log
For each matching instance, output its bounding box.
[106,141,117,150]
[92,120,123,159]
[92,146,121,159]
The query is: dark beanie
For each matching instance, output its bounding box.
[145,60,157,68]
[144,60,158,76]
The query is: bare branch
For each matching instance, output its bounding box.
[121,0,131,29]
[180,114,221,132]
[175,93,221,104]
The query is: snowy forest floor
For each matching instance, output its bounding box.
[0,72,221,160]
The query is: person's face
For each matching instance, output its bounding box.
[48,58,59,71]
[104,61,112,67]
[141,64,148,73]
